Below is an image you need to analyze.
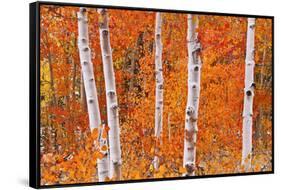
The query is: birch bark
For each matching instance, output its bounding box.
[242,18,256,171]
[77,7,109,181]
[153,12,163,171]
[98,8,122,180]
[183,14,202,176]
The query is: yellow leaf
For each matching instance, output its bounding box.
[149,164,154,172]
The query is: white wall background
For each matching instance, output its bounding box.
[0,0,279,189]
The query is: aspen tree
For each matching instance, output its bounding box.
[153,12,163,171]
[77,7,109,181]
[98,8,122,180]
[183,14,202,176]
[242,18,256,171]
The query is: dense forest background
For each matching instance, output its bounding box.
[39,5,272,185]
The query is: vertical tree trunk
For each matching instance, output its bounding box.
[98,8,122,180]
[242,18,256,171]
[97,123,110,180]
[77,7,109,182]
[183,14,202,176]
[153,12,163,171]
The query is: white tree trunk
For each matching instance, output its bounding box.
[242,18,256,171]
[183,14,202,176]
[98,8,122,180]
[97,123,110,181]
[153,12,163,171]
[77,8,109,182]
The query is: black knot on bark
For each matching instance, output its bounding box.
[185,163,195,175]
[107,90,116,97]
[193,42,201,52]
[80,7,87,13]
[111,104,118,110]
[186,106,194,116]
[102,30,109,36]
[81,38,87,43]
[89,99,94,103]
[89,78,94,82]
[246,90,252,96]
[251,82,256,88]
[192,84,197,89]
[83,47,89,52]
[194,66,199,72]
[83,61,88,65]
[158,84,163,89]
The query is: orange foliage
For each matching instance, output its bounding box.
[40,5,272,185]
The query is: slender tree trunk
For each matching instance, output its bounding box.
[98,8,122,180]
[153,12,163,171]
[77,7,109,181]
[183,14,202,176]
[242,18,256,171]
[97,123,110,180]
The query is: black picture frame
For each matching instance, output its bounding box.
[29,1,274,188]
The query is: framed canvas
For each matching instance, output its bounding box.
[29,1,274,188]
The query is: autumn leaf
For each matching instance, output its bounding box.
[91,128,99,140]
[100,145,108,152]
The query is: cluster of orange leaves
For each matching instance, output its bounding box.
[41,127,110,185]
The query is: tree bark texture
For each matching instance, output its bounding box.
[153,12,163,171]
[242,18,256,171]
[183,14,202,176]
[98,8,122,180]
[77,7,109,181]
